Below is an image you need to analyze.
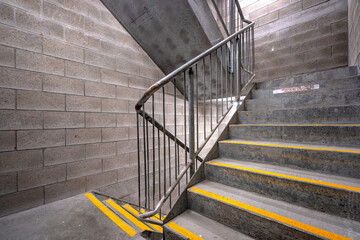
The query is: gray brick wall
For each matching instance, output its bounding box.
[348,0,360,68]
[238,0,349,82]
[0,0,166,217]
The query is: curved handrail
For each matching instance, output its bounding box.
[135,22,254,112]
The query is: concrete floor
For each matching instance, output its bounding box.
[0,193,134,240]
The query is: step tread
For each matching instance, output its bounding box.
[207,158,360,191]
[219,138,360,153]
[189,180,360,239]
[167,209,254,240]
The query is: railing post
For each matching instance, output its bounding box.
[188,68,195,177]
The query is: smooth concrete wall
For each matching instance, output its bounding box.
[238,0,348,82]
[348,0,360,68]
[0,0,168,217]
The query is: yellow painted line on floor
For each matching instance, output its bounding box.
[168,221,204,240]
[84,193,137,237]
[189,187,352,240]
[207,161,360,193]
[106,199,152,232]
[140,209,165,221]
[123,204,163,233]
[231,124,360,127]
[219,140,360,154]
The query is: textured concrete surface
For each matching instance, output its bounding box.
[0,194,129,240]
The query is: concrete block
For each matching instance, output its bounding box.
[117,113,137,127]
[332,42,348,57]
[0,150,42,174]
[101,69,128,86]
[43,75,84,95]
[100,41,136,60]
[249,6,268,20]
[331,20,347,34]
[279,1,302,18]
[258,11,279,26]
[0,131,15,152]
[128,76,154,90]
[65,61,100,82]
[86,142,116,159]
[100,10,121,28]
[1,0,41,14]
[0,88,15,110]
[102,127,129,142]
[0,67,42,91]
[66,128,101,145]
[0,187,43,217]
[116,86,140,100]
[316,55,347,71]
[85,82,115,98]
[0,24,42,53]
[0,3,14,26]
[64,0,88,16]
[65,28,100,51]
[291,60,317,75]
[86,170,117,191]
[43,38,84,63]
[117,164,137,181]
[87,3,101,21]
[117,140,137,154]
[16,50,64,76]
[44,145,85,166]
[0,45,14,67]
[16,10,64,39]
[43,1,83,29]
[103,154,129,172]
[85,18,117,41]
[0,172,16,196]
[303,0,329,10]
[44,112,84,129]
[45,177,86,203]
[66,95,101,112]
[102,99,128,113]
[85,113,116,128]
[138,66,160,80]
[303,47,331,61]
[67,158,101,180]
[17,90,65,111]
[17,130,65,150]
[116,59,139,75]
[18,165,66,191]
[85,50,116,70]
[0,110,42,130]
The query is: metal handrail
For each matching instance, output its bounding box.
[136,0,255,224]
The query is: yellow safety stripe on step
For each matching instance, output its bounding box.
[106,199,153,232]
[123,204,164,233]
[84,193,137,237]
[220,140,360,154]
[207,161,360,193]
[168,221,205,240]
[189,187,352,240]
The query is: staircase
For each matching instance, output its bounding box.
[163,66,360,239]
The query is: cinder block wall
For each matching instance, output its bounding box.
[239,0,348,82]
[0,0,166,217]
[348,0,360,68]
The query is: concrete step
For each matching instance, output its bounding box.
[238,105,360,124]
[256,66,359,90]
[187,180,360,240]
[228,124,360,147]
[164,209,254,240]
[245,88,360,111]
[205,158,360,220]
[252,76,360,99]
[218,139,360,179]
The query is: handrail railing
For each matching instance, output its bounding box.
[135,0,255,224]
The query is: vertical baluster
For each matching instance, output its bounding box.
[174,79,180,196]
[247,28,250,83]
[167,136,171,208]
[252,26,255,74]
[210,53,213,131]
[230,40,233,103]
[242,31,244,86]
[157,127,161,216]
[225,44,228,109]
[215,49,218,123]
[236,36,239,97]
[152,95,155,209]
[183,72,187,183]
[221,45,224,115]
[145,115,150,208]
[196,64,199,151]
[162,88,166,203]
[188,67,195,176]
[142,106,147,210]
[136,113,141,212]
[203,58,206,140]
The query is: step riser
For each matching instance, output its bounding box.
[246,89,360,111]
[257,67,359,90]
[218,142,360,179]
[238,106,360,124]
[229,126,360,147]
[252,76,360,99]
[205,164,360,220]
[187,191,322,240]
[163,227,187,240]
